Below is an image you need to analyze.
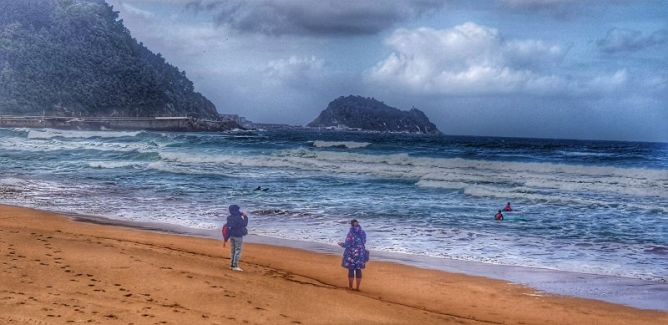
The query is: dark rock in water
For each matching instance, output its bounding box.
[0,0,219,120]
[307,95,441,135]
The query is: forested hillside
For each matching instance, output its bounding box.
[308,95,441,134]
[0,0,219,118]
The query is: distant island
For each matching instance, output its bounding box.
[307,95,441,135]
[0,0,234,131]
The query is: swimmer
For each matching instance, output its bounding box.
[503,202,512,212]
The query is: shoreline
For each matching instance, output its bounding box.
[0,116,243,132]
[7,204,668,312]
[1,204,667,325]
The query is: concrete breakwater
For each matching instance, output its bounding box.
[0,116,242,132]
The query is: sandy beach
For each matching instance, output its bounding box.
[0,204,666,324]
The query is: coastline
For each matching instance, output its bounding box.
[0,116,242,132]
[1,204,666,324]
[47,207,668,312]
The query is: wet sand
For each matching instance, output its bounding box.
[0,204,666,324]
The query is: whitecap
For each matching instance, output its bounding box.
[27,129,142,139]
[311,140,371,149]
[87,161,142,169]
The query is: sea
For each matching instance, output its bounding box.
[1,127,667,309]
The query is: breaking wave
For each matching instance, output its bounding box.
[311,140,371,149]
[27,129,143,139]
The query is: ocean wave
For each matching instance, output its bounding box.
[159,149,668,184]
[0,136,159,154]
[461,185,668,214]
[311,140,371,149]
[556,150,616,158]
[0,177,28,186]
[415,180,469,189]
[87,161,143,169]
[27,129,143,139]
[156,149,668,212]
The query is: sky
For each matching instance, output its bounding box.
[106,0,668,142]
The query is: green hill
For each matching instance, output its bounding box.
[0,0,219,118]
[308,95,441,134]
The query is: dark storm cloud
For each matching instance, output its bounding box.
[499,0,641,19]
[596,28,668,54]
[186,0,445,36]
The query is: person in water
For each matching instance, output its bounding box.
[227,205,248,272]
[495,210,504,221]
[338,219,368,291]
[503,202,512,212]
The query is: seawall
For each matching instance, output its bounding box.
[0,116,241,132]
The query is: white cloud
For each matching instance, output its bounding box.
[120,3,155,18]
[503,39,568,68]
[367,23,570,96]
[265,56,325,79]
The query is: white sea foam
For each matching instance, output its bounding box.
[27,129,142,139]
[0,136,158,153]
[3,131,667,287]
[556,150,616,157]
[0,177,27,186]
[157,149,668,212]
[415,180,469,189]
[87,161,142,169]
[311,140,371,149]
[161,149,668,184]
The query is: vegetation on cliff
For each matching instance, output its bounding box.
[308,95,441,134]
[0,0,218,118]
